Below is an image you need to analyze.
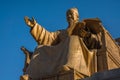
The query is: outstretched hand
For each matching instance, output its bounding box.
[24,16,36,27]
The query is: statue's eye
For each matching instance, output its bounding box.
[70,13,73,15]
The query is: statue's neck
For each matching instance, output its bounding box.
[68,20,79,28]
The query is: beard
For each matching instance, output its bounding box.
[68,19,78,27]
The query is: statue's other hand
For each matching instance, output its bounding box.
[80,29,89,38]
[24,16,36,27]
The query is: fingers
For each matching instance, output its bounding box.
[24,16,36,27]
[80,29,87,34]
[80,29,87,37]
[32,17,34,21]
[24,16,29,19]
[24,16,36,23]
[24,16,31,26]
[24,16,29,21]
[32,17,36,24]
[24,16,34,22]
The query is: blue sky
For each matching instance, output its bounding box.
[0,0,120,80]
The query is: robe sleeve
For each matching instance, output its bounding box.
[30,23,60,46]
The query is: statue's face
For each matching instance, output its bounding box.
[66,10,79,23]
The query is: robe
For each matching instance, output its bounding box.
[26,23,97,79]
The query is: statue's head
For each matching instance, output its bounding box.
[66,8,79,23]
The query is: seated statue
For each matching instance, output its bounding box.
[21,8,108,80]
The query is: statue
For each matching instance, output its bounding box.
[20,8,120,80]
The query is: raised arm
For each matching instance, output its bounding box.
[24,16,60,46]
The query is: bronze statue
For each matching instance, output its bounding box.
[21,8,120,80]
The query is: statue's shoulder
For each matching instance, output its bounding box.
[82,18,101,23]
[82,18,104,34]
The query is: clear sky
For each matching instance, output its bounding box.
[0,0,120,80]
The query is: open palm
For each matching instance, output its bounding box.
[24,16,36,27]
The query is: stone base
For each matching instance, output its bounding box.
[39,70,87,80]
[20,68,120,80]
